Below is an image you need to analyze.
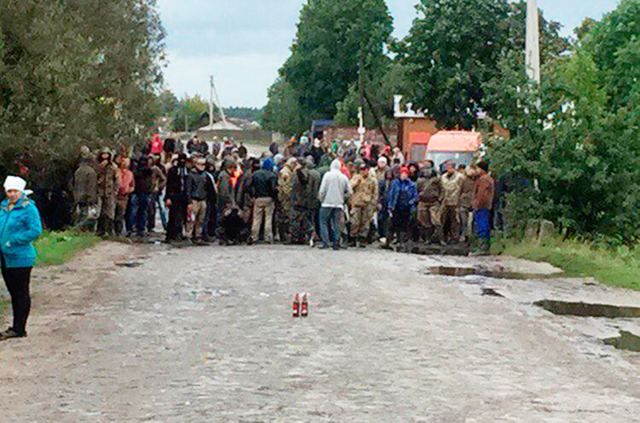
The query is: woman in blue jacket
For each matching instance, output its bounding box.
[387,167,418,245]
[0,176,43,340]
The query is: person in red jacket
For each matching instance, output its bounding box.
[149,134,163,155]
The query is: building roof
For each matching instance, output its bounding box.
[199,120,243,131]
[427,131,482,153]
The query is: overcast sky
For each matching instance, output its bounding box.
[157,0,620,108]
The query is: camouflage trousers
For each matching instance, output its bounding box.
[350,205,373,239]
[290,206,314,244]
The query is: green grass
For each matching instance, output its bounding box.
[35,231,101,267]
[492,236,640,291]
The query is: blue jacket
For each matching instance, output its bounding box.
[387,179,418,212]
[0,195,43,268]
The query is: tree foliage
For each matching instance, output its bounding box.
[398,0,567,129]
[261,78,307,136]
[0,0,165,188]
[264,0,394,134]
[484,0,640,244]
[169,94,209,132]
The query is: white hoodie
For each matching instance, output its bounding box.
[318,160,352,209]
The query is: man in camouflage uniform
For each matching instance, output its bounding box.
[73,147,98,231]
[95,148,119,236]
[417,169,444,244]
[290,158,316,245]
[349,161,378,247]
[276,157,296,243]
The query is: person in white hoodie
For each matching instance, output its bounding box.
[318,159,352,250]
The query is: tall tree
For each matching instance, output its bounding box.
[272,0,393,126]
[261,78,307,136]
[398,0,567,129]
[584,0,640,109]
[0,0,165,187]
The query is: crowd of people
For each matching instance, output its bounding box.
[71,133,496,254]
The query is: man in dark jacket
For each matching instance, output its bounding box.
[290,158,317,245]
[128,156,153,237]
[249,157,277,243]
[185,158,211,243]
[165,154,190,242]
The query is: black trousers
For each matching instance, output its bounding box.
[166,197,188,241]
[1,259,32,336]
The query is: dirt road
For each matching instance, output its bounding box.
[1,242,639,422]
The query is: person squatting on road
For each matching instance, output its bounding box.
[0,176,43,340]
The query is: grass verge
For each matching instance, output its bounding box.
[1,231,100,319]
[492,236,640,291]
[35,231,101,267]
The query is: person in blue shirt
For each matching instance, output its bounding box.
[387,167,418,245]
[0,176,43,340]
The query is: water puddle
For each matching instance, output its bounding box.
[428,266,561,280]
[481,288,505,298]
[603,331,640,352]
[535,300,640,318]
[115,261,144,268]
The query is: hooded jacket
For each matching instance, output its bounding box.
[0,195,43,268]
[74,159,98,204]
[318,159,352,209]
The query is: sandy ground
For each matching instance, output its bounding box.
[0,241,639,422]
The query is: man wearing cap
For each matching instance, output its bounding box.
[387,166,418,246]
[249,157,278,244]
[0,176,43,340]
[349,162,378,247]
[441,161,464,244]
[185,158,211,244]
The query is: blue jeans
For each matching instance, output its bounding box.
[128,193,151,235]
[474,209,491,241]
[319,207,342,248]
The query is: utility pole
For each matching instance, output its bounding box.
[526,0,541,83]
[209,75,215,128]
[358,55,366,145]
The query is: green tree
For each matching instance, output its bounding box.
[398,0,567,129]
[484,9,640,243]
[584,0,640,109]
[0,0,165,188]
[261,78,307,136]
[171,95,209,132]
[275,0,393,123]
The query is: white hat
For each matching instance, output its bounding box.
[4,176,27,193]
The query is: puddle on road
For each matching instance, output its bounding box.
[428,266,562,280]
[535,300,640,318]
[604,331,640,352]
[115,261,144,268]
[481,288,505,298]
